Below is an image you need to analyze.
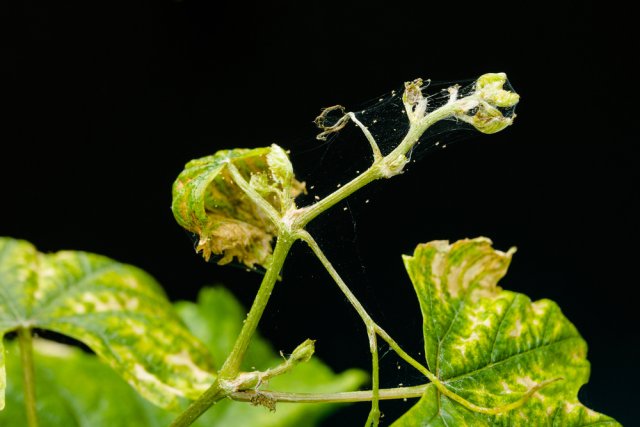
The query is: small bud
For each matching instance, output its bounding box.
[475,72,520,108]
[458,103,515,134]
[290,339,315,364]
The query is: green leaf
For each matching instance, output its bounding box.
[392,238,620,426]
[0,237,215,411]
[1,339,177,426]
[0,287,367,426]
[0,340,4,411]
[171,146,304,268]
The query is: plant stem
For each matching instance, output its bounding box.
[365,327,380,427]
[386,101,460,161]
[347,112,382,161]
[294,100,465,229]
[294,164,384,228]
[227,163,282,227]
[18,327,38,427]
[298,230,430,373]
[219,236,294,377]
[169,381,225,427]
[298,229,547,415]
[230,384,428,404]
[170,236,294,427]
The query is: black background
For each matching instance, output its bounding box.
[5,0,637,425]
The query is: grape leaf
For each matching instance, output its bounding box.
[0,237,215,411]
[0,287,367,426]
[392,238,620,426]
[171,145,305,268]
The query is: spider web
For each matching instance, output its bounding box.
[286,74,518,389]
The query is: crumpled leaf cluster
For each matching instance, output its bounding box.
[172,145,304,268]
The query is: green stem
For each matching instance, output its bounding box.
[219,236,294,377]
[386,100,461,161]
[294,164,383,228]
[230,384,428,404]
[294,100,466,229]
[347,112,383,161]
[227,163,282,228]
[169,382,225,427]
[298,230,429,371]
[170,235,294,427]
[297,230,376,328]
[18,327,38,427]
[298,230,552,415]
[365,327,380,427]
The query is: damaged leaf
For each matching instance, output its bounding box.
[1,287,366,426]
[0,237,215,411]
[171,145,304,268]
[392,238,619,426]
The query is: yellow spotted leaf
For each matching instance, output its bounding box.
[392,238,620,426]
[0,237,215,411]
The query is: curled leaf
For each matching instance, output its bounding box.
[314,105,349,141]
[392,238,620,426]
[0,237,215,411]
[171,146,304,268]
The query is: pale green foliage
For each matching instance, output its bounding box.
[171,146,304,268]
[0,341,4,410]
[392,238,619,426]
[0,287,366,426]
[0,237,215,411]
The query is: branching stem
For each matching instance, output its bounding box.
[170,236,294,427]
[294,100,464,229]
[172,87,529,427]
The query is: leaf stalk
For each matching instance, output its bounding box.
[18,327,38,427]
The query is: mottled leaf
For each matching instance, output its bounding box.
[171,145,304,268]
[0,237,215,411]
[1,287,367,426]
[392,238,619,426]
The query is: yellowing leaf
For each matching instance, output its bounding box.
[171,146,304,268]
[0,237,215,411]
[0,287,367,426]
[392,238,620,426]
